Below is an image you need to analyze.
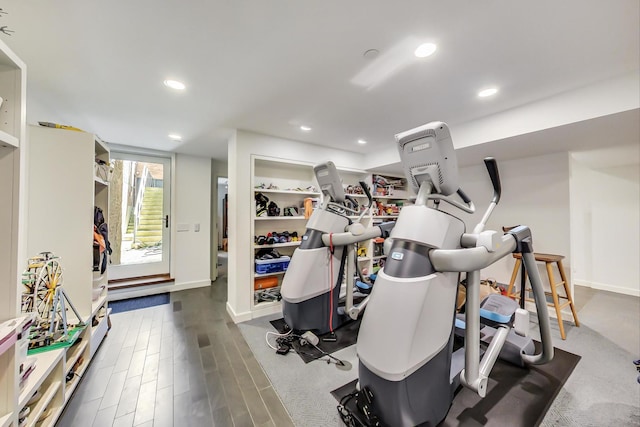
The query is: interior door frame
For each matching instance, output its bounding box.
[108,145,176,281]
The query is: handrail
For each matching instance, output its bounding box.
[133,165,150,243]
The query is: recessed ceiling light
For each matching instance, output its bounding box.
[478,87,498,97]
[163,79,186,90]
[168,134,182,141]
[414,43,437,58]
[300,125,312,131]
[358,139,367,145]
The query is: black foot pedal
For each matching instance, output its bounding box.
[323,332,337,342]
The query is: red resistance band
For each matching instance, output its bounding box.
[329,233,335,334]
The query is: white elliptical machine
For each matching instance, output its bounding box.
[339,121,554,426]
[281,162,395,336]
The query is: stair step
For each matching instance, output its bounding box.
[138,218,164,228]
[136,227,161,232]
[136,230,163,237]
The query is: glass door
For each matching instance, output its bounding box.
[107,152,171,280]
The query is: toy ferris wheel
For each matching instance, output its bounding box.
[21,252,84,348]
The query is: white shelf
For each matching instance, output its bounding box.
[254,241,301,249]
[27,380,61,427]
[93,176,109,186]
[254,188,320,196]
[374,215,400,219]
[251,300,283,319]
[65,358,89,401]
[38,405,64,427]
[0,130,18,148]
[91,293,108,318]
[358,257,371,262]
[254,271,286,278]
[255,216,306,221]
[0,412,12,427]
[90,307,111,359]
[94,137,109,155]
[65,340,88,375]
[372,255,387,260]
[18,349,65,409]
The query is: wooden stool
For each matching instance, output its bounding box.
[506,253,580,340]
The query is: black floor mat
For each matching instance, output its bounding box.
[332,345,581,427]
[270,317,361,363]
[109,293,170,314]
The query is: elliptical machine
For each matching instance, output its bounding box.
[340,122,554,427]
[281,162,395,335]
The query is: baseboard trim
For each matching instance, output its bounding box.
[226,302,252,323]
[108,279,210,301]
[574,280,640,297]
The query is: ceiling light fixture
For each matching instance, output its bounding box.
[300,125,312,131]
[478,87,498,97]
[414,43,437,58]
[358,139,367,145]
[163,79,186,90]
[168,134,182,141]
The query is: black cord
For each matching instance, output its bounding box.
[308,341,346,366]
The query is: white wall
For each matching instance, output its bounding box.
[173,154,211,288]
[570,154,640,296]
[227,130,366,321]
[441,152,571,293]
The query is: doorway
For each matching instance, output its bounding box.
[217,177,228,278]
[108,152,172,280]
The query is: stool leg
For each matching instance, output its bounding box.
[546,261,566,340]
[507,258,522,300]
[557,260,580,327]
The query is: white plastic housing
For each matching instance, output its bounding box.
[395,121,459,196]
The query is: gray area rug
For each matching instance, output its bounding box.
[239,315,639,426]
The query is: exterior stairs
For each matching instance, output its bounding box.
[134,187,163,246]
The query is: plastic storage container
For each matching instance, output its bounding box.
[255,256,291,274]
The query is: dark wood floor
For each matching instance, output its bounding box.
[58,275,294,426]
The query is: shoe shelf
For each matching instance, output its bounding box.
[251,156,321,316]
[254,188,320,196]
[254,271,286,278]
[18,349,65,409]
[255,216,306,220]
[26,379,61,427]
[254,241,301,249]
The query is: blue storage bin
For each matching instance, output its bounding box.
[255,256,291,274]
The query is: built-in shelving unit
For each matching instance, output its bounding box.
[251,156,321,317]
[21,126,111,425]
[365,173,412,275]
[249,156,375,319]
[0,38,27,427]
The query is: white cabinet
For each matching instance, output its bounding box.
[21,125,111,426]
[27,126,110,332]
[0,38,26,427]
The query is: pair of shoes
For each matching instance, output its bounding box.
[256,249,281,260]
[255,235,275,245]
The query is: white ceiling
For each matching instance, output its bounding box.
[2,1,639,162]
